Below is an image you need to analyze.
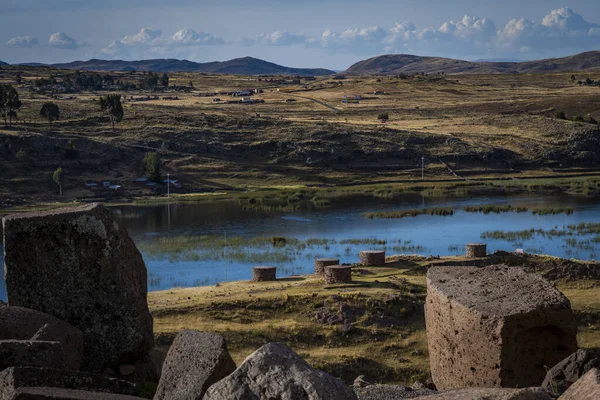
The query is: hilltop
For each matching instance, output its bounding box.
[345,51,600,75]
[50,57,335,76]
[0,61,8,66]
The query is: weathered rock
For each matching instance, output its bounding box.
[2,203,154,372]
[125,348,164,383]
[354,384,436,399]
[11,387,145,400]
[0,367,138,400]
[31,323,83,371]
[426,266,577,390]
[0,306,83,371]
[420,387,552,399]
[542,349,600,395]
[353,376,373,388]
[559,368,600,400]
[153,330,236,400]
[0,340,65,371]
[204,342,357,400]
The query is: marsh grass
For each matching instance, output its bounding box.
[364,208,454,219]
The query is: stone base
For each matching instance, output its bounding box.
[325,266,352,284]
[314,259,339,275]
[466,243,487,258]
[359,251,385,267]
[252,267,277,282]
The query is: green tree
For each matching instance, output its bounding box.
[143,152,161,181]
[64,140,78,159]
[161,73,169,88]
[378,112,389,122]
[0,84,22,126]
[98,94,124,131]
[15,148,26,162]
[15,73,23,84]
[40,102,60,124]
[556,111,567,120]
[53,167,64,195]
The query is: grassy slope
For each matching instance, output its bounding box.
[149,256,600,385]
[1,67,600,208]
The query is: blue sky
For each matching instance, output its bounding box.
[2,1,600,69]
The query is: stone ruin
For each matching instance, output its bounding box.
[324,265,353,284]
[466,243,487,258]
[314,258,339,275]
[359,250,385,267]
[425,265,578,390]
[252,266,277,282]
[0,202,598,399]
[3,204,154,374]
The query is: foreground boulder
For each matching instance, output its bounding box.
[0,340,65,371]
[10,388,144,400]
[354,384,436,399]
[203,342,357,400]
[2,203,154,372]
[542,349,600,395]
[0,306,83,370]
[153,330,236,400]
[426,266,577,390]
[0,367,138,399]
[420,387,552,399]
[559,368,600,400]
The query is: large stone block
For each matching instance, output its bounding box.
[153,330,236,400]
[204,342,357,400]
[0,340,65,371]
[0,367,138,400]
[420,387,552,399]
[11,387,144,400]
[425,266,577,390]
[559,368,600,400]
[2,204,154,372]
[0,306,83,371]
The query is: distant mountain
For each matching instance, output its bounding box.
[51,57,335,76]
[0,61,8,66]
[345,51,600,75]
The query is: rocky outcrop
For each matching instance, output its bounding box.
[542,349,600,395]
[203,342,357,400]
[0,367,138,400]
[0,306,83,371]
[9,388,144,400]
[0,340,65,371]
[425,266,577,390]
[558,368,600,400]
[420,387,552,399]
[153,330,236,400]
[354,384,436,399]
[2,203,154,372]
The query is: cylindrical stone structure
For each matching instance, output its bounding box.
[359,250,386,267]
[324,265,352,284]
[252,266,277,282]
[314,258,339,275]
[466,243,487,258]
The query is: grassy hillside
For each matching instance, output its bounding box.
[345,51,600,75]
[1,66,600,208]
[51,57,335,76]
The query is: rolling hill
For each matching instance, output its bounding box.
[51,57,334,76]
[0,61,8,66]
[345,51,600,75]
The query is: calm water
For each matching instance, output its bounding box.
[1,192,599,300]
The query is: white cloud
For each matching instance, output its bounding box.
[242,31,307,46]
[48,32,88,49]
[121,27,162,46]
[170,29,224,46]
[99,27,225,59]
[497,8,600,54]
[5,36,38,48]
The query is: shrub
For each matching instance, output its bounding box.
[556,111,566,120]
[378,112,389,122]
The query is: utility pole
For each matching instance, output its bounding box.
[421,156,425,181]
[167,173,170,198]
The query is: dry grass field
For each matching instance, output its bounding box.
[148,253,600,386]
[1,65,600,208]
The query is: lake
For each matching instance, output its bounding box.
[1,192,599,300]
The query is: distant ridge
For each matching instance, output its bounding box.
[50,57,335,76]
[345,51,600,75]
[0,61,8,66]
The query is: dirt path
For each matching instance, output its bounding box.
[280,93,341,113]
